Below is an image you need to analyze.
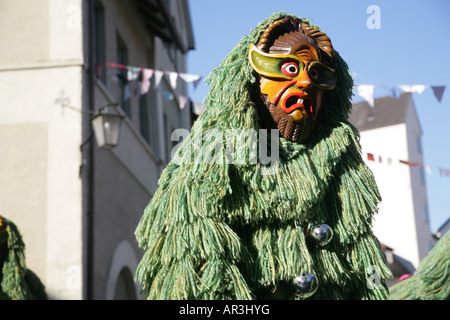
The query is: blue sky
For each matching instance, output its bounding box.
[186,0,450,232]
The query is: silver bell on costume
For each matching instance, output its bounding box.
[292,273,318,298]
[309,224,333,246]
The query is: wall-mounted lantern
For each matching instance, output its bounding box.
[91,106,124,149]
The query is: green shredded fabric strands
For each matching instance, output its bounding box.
[0,216,47,300]
[389,231,449,300]
[135,12,392,300]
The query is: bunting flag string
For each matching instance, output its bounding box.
[100,61,449,117]
[104,62,203,91]
[362,151,450,178]
[354,84,450,107]
[96,61,450,174]
[357,85,375,107]
[101,62,205,115]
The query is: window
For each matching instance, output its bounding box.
[117,33,131,118]
[416,136,422,154]
[147,84,160,155]
[422,204,429,222]
[139,95,150,144]
[94,1,106,84]
[163,113,178,163]
[139,47,158,152]
[419,166,426,185]
[166,44,178,70]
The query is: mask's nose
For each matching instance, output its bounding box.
[295,71,313,90]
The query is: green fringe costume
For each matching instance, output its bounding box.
[389,231,449,300]
[135,12,392,299]
[0,216,47,300]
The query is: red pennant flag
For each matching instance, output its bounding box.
[399,160,421,166]
[367,153,375,161]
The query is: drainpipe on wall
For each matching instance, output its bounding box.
[85,0,95,300]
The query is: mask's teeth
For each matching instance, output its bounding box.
[297,98,303,105]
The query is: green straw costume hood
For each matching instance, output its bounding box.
[135,12,392,300]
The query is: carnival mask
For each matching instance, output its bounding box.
[249,16,336,143]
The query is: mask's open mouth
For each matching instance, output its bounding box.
[282,92,315,120]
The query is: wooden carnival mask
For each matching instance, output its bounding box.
[249,16,336,143]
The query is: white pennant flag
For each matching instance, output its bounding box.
[357,85,375,107]
[127,67,140,81]
[141,68,154,94]
[154,70,164,88]
[192,102,204,115]
[179,73,201,83]
[168,72,179,90]
[398,85,427,94]
[178,95,189,110]
[179,73,202,89]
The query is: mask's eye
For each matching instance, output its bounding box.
[281,62,299,77]
[309,67,319,81]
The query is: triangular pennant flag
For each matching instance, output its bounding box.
[192,76,203,89]
[398,85,427,94]
[357,85,375,107]
[141,69,154,95]
[132,80,141,98]
[178,95,189,110]
[439,167,450,177]
[192,102,204,115]
[127,67,140,81]
[426,165,433,175]
[156,88,174,100]
[391,86,402,99]
[179,73,201,84]
[431,86,445,103]
[154,70,164,88]
[168,72,179,90]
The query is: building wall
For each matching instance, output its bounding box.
[404,103,433,261]
[360,124,421,268]
[0,0,85,299]
[0,0,193,299]
[358,101,433,269]
[88,0,193,299]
